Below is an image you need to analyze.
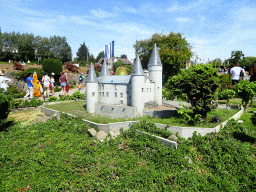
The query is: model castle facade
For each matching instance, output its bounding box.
[86,44,162,117]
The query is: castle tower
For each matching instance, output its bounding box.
[131,55,145,116]
[100,59,110,77]
[148,43,162,105]
[86,63,98,113]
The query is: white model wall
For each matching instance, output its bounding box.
[86,83,98,113]
[143,81,155,103]
[131,76,144,116]
[148,65,162,105]
[98,83,128,105]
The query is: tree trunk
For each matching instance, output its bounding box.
[245,101,249,112]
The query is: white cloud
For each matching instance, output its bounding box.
[174,17,191,23]
[237,8,256,22]
[90,9,116,19]
[125,7,138,14]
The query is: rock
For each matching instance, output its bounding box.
[184,156,192,164]
[237,120,244,124]
[96,130,108,142]
[212,115,222,123]
[88,128,97,137]
[109,131,120,139]
[168,134,178,142]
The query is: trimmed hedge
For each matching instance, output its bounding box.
[42,58,62,75]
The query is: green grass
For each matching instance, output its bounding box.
[0,110,255,191]
[45,101,239,128]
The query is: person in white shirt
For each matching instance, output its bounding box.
[42,72,50,98]
[0,80,9,92]
[229,63,246,85]
[50,72,55,96]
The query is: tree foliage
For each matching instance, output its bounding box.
[0,92,11,122]
[113,61,122,72]
[164,64,219,118]
[42,58,62,76]
[120,54,127,59]
[76,42,89,61]
[134,32,193,82]
[230,50,244,64]
[238,57,256,71]
[96,51,104,63]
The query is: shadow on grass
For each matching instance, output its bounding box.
[0,120,15,132]
[233,132,256,144]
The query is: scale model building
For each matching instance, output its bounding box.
[86,44,162,117]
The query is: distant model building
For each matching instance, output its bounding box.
[86,44,162,117]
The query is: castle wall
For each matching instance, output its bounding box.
[148,65,162,105]
[86,82,98,113]
[143,81,155,103]
[131,75,144,116]
[98,83,128,105]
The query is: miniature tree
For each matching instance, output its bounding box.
[219,89,236,105]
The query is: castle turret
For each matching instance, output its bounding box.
[100,59,110,77]
[131,55,145,116]
[86,63,98,113]
[148,43,162,106]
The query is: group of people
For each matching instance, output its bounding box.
[24,72,56,99]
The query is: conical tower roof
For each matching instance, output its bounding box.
[148,43,162,67]
[86,63,97,83]
[100,59,110,77]
[132,55,144,76]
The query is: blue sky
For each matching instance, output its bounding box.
[1,0,256,63]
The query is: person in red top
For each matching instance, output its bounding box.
[59,72,67,96]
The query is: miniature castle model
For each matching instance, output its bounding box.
[86,44,162,117]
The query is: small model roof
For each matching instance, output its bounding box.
[98,75,131,84]
[132,55,144,76]
[148,43,162,67]
[86,63,98,83]
[100,59,110,77]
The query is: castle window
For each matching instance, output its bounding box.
[99,85,101,90]
[115,92,117,97]
[92,92,95,96]
[142,88,144,92]
[120,93,123,98]
[106,92,109,97]
[102,85,104,90]
[102,92,104,97]
[158,87,159,89]
[120,100,123,104]
[115,85,117,90]
[147,88,148,93]
[99,92,101,97]
[150,88,151,92]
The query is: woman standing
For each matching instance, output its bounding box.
[42,72,50,98]
[50,72,55,96]
[59,72,67,96]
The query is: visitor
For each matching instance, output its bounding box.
[250,62,256,82]
[24,73,34,99]
[0,80,9,93]
[59,72,67,96]
[229,63,245,85]
[79,73,84,90]
[42,72,50,98]
[0,71,5,85]
[50,72,55,96]
[33,79,42,97]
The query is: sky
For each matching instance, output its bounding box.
[1,0,256,63]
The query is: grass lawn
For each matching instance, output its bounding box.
[45,101,239,128]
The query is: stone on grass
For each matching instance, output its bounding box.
[88,128,97,137]
[184,156,192,164]
[96,130,108,142]
[168,134,178,142]
[109,131,120,139]
[237,120,244,124]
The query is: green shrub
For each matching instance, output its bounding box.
[59,95,70,101]
[218,74,232,92]
[6,85,26,98]
[16,68,44,79]
[71,91,86,100]
[48,96,58,102]
[113,60,122,72]
[54,86,62,92]
[10,99,23,108]
[219,89,236,104]
[0,93,11,122]
[29,98,43,107]
[42,58,62,76]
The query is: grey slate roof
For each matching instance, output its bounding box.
[132,55,144,76]
[86,63,98,83]
[97,75,131,84]
[100,59,110,77]
[148,43,162,67]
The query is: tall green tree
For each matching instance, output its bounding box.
[121,54,127,59]
[17,33,35,61]
[89,54,95,63]
[134,32,193,83]
[96,51,104,62]
[212,58,222,68]
[238,57,256,70]
[76,42,89,61]
[230,50,244,65]
[36,37,53,61]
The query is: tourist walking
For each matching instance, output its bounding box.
[50,72,55,96]
[24,73,34,99]
[250,62,256,82]
[59,72,67,96]
[42,72,50,98]
[79,73,84,90]
[229,63,245,85]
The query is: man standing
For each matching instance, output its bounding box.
[24,73,34,99]
[79,73,84,90]
[229,63,245,85]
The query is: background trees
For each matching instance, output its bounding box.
[230,50,244,65]
[76,42,89,61]
[134,32,193,83]
[120,54,127,59]
[96,51,104,63]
